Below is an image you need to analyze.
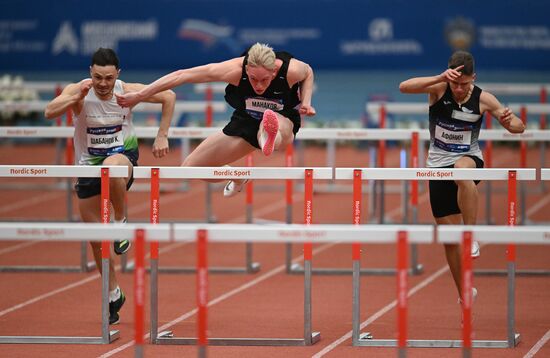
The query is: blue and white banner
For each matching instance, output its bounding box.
[1,0,549,71]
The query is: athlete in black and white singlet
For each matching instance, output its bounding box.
[427,84,484,167]
[224,51,301,122]
[74,79,138,166]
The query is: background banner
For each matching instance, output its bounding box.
[1,0,549,71]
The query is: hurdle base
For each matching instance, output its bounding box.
[0,330,120,344]
[475,269,550,277]
[125,261,261,274]
[354,333,521,348]
[0,261,96,273]
[154,331,321,346]
[288,263,424,276]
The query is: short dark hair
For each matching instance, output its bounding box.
[448,50,474,75]
[91,48,119,69]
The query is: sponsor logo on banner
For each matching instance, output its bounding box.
[178,19,321,53]
[445,16,476,50]
[238,28,321,45]
[340,18,423,55]
[479,25,550,49]
[0,20,48,53]
[52,20,158,56]
[179,19,240,53]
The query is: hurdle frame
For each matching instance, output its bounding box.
[0,165,129,274]
[286,130,425,276]
[339,167,535,349]
[0,165,128,344]
[126,166,264,275]
[146,167,331,346]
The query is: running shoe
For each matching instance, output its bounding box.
[471,240,480,259]
[114,218,130,255]
[109,290,126,325]
[259,109,279,156]
[223,179,249,198]
[460,287,478,328]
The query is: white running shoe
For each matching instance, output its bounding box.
[259,109,279,156]
[223,179,249,198]
[471,241,480,259]
[458,287,478,305]
[460,287,478,327]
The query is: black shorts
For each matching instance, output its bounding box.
[428,155,484,218]
[222,110,301,149]
[75,150,139,199]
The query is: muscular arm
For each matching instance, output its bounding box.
[399,66,464,104]
[124,82,176,158]
[288,59,316,116]
[44,80,91,119]
[480,91,525,133]
[116,58,243,107]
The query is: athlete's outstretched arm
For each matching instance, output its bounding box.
[399,65,465,94]
[288,59,316,116]
[481,92,525,133]
[124,82,176,158]
[44,79,91,119]
[116,58,243,108]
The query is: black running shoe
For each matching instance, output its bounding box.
[113,218,130,255]
[109,290,126,325]
[114,239,131,255]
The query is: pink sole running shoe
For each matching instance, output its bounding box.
[260,109,279,156]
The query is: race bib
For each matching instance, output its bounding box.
[434,124,472,153]
[245,97,284,120]
[87,125,124,156]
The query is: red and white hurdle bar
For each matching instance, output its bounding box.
[131,166,332,347]
[335,167,536,354]
[0,165,128,345]
[3,223,549,357]
[0,165,128,274]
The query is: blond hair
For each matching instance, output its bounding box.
[246,43,276,70]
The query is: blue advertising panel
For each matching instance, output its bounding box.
[1,0,549,71]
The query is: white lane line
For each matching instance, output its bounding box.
[0,241,183,316]
[0,273,100,317]
[524,329,550,358]
[0,241,38,256]
[0,191,61,215]
[312,265,449,357]
[98,242,337,358]
[526,193,550,217]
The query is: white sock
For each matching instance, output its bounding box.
[109,286,121,302]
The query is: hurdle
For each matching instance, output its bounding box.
[124,166,289,275]
[0,164,129,344]
[0,165,128,273]
[339,167,536,350]
[145,167,331,346]
[287,129,426,276]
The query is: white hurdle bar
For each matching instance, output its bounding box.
[335,168,536,352]
[0,165,127,274]
[0,164,129,345]
[542,168,550,180]
[0,100,226,116]
[132,166,332,347]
